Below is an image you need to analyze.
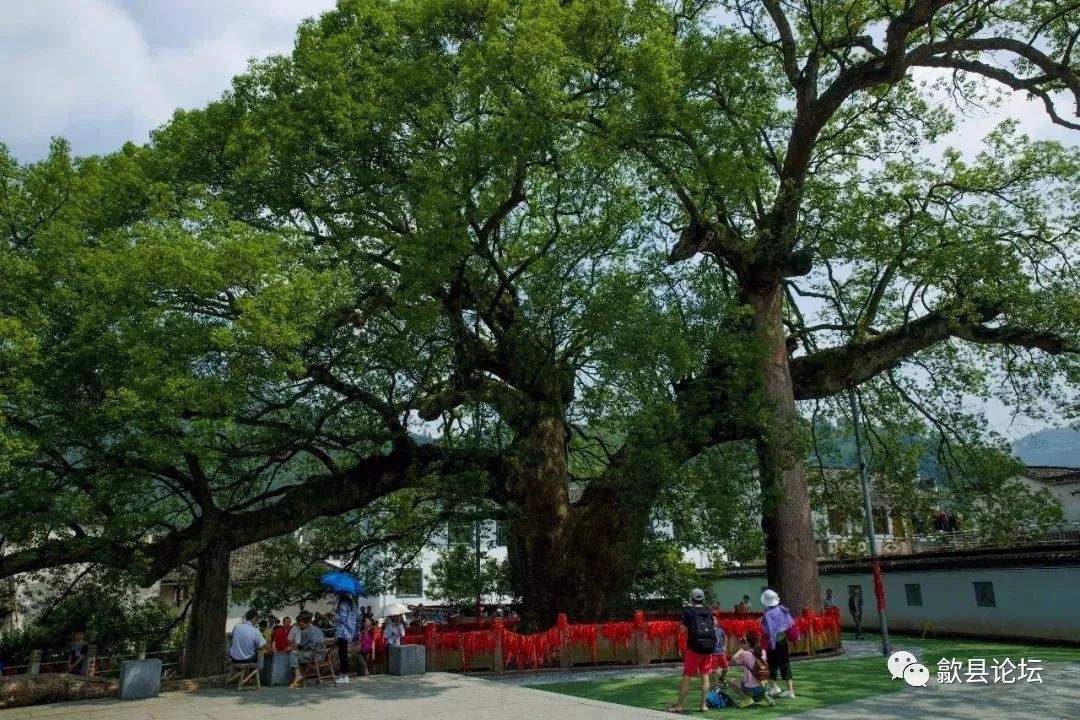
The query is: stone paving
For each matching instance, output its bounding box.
[0,672,668,720]
[789,661,1080,719]
[1,639,1076,720]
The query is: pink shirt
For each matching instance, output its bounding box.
[732,649,761,687]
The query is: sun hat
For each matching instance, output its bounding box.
[690,588,705,602]
[761,589,780,608]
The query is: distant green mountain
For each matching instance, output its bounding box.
[806,432,946,484]
[1011,427,1080,468]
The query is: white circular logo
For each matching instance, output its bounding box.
[887,650,918,680]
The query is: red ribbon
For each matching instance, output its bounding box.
[602,621,634,648]
[873,558,887,611]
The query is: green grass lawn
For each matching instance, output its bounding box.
[538,656,902,716]
[536,636,1080,716]
[855,632,1080,664]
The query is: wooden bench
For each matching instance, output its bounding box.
[229,662,261,691]
[304,651,336,687]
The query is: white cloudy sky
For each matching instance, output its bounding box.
[0,0,336,162]
[1,0,1076,440]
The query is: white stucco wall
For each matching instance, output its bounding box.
[710,565,1080,642]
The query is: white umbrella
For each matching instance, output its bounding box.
[382,603,410,616]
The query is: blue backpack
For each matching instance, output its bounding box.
[707,689,734,708]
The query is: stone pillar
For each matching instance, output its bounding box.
[29,650,41,675]
[389,644,425,676]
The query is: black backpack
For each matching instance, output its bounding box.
[687,607,717,654]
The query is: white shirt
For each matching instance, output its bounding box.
[384,621,406,646]
[229,621,266,661]
[287,625,301,646]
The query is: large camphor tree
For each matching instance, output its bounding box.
[563,0,1080,612]
[3,0,1080,656]
[0,140,506,675]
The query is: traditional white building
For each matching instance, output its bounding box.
[1015,466,1080,524]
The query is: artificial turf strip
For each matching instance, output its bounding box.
[536,656,904,716]
[848,633,1080,664]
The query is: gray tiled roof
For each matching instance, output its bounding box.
[1023,466,1080,485]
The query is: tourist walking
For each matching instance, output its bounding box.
[334,592,358,683]
[849,586,865,639]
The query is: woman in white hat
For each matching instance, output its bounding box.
[759,589,797,699]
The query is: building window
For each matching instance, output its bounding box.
[904,583,923,607]
[396,568,423,597]
[973,582,996,608]
[448,521,475,546]
[494,520,508,547]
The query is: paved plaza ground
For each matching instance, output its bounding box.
[1,637,1077,720]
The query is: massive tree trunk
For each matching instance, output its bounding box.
[746,285,821,614]
[181,540,231,678]
[505,414,648,627]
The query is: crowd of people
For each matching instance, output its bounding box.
[227,594,410,689]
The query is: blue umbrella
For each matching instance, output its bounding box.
[320,571,364,597]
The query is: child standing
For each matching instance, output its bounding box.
[66,627,89,675]
[358,616,377,675]
[710,618,729,689]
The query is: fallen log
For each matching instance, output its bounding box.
[0,673,119,709]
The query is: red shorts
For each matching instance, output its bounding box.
[682,649,715,677]
[711,652,729,670]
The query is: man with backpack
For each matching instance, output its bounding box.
[667,588,716,714]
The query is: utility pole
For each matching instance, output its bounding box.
[847,383,891,657]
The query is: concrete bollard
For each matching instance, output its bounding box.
[119,659,162,700]
[259,652,293,686]
[388,644,425,676]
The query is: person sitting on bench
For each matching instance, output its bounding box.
[229,609,268,664]
[288,611,326,689]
